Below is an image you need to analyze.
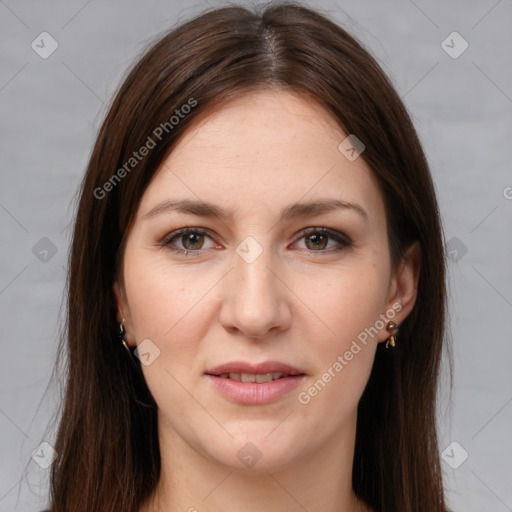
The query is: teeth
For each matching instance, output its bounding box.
[241,372,284,382]
[255,373,274,383]
[218,372,287,382]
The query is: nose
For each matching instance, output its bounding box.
[218,244,292,339]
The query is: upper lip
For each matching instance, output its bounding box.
[206,360,305,376]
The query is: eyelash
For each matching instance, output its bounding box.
[160,227,352,257]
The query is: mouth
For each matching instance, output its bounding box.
[205,361,306,405]
[205,360,305,380]
[212,371,301,383]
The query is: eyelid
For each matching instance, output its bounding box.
[295,226,353,246]
[161,227,219,254]
[161,226,215,243]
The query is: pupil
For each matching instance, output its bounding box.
[184,233,203,249]
[307,234,327,250]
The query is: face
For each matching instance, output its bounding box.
[114,91,417,473]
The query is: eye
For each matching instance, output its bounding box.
[161,228,218,256]
[160,226,352,257]
[293,227,351,253]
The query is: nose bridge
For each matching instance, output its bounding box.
[219,237,290,337]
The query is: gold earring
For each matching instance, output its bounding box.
[119,318,131,353]
[385,321,398,349]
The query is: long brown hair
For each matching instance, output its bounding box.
[49,3,451,511]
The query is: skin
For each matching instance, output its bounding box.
[113,90,420,512]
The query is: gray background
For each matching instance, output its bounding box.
[1,0,511,510]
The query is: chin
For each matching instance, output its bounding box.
[200,428,307,474]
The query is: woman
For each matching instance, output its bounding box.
[47,3,450,511]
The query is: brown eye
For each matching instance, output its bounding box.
[162,228,217,256]
[304,233,329,250]
[295,227,352,253]
[181,232,205,250]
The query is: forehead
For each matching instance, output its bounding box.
[137,91,384,224]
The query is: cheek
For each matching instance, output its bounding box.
[123,246,216,341]
[301,260,389,347]
[292,277,383,437]
[293,259,388,401]
[122,252,213,418]
[121,250,219,404]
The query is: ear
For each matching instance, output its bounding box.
[377,241,421,343]
[113,281,134,345]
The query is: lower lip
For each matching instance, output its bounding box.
[206,374,305,405]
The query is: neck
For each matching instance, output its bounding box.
[140,413,373,512]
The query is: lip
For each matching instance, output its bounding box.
[206,360,304,376]
[205,360,306,405]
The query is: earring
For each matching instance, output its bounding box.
[385,321,398,349]
[119,318,131,353]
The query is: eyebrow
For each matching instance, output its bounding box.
[142,197,368,222]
